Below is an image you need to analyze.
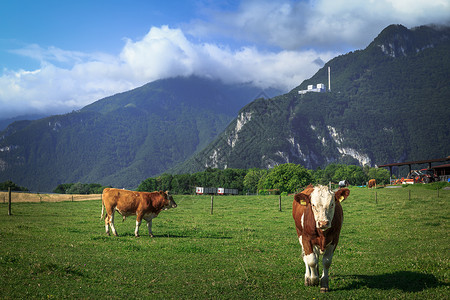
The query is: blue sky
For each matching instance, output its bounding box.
[1,0,449,119]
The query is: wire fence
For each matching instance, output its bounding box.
[0,191,101,203]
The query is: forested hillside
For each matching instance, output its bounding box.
[174,24,450,174]
[0,76,279,191]
[1,24,448,192]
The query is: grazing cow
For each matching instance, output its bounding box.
[368,179,376,189]
[292,185,350,293]
[101,188,177,237]
[338,180,348,188]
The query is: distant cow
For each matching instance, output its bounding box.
[101,188,177,237]
[292,185,350,292]
[368,179,376,189]
[338,180,348,188]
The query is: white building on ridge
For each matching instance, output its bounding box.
[298,67,331,95]
[298,83,326,94]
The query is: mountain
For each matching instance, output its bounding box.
[0,76,280,191]
[173,24,450,173]
[0,114,49,131]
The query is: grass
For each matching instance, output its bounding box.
[0,186,449,299]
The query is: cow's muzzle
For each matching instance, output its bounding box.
[318,220,329,230]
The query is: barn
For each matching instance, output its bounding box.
[378,156,450,183]
[431,164,450,182]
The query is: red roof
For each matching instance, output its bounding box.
[432,164,450,169]
[378,156,450,168]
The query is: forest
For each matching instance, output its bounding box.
[1,163,389,195]
[137,163,390,195]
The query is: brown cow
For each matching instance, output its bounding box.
[101,188,177,237]
[293,185,350,292]
[368,179,376,189]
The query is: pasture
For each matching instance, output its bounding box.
[0,187,449,299]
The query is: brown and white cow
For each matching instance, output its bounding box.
[292,185,350,293]
[101,188,177,237]
[368,179,376,189]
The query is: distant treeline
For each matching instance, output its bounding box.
[3,163,390,195]
[138,163,390,195]
[0,180,29,192]
[52,183,111,194]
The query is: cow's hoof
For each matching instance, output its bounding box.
[149,234,154,238]
[305,278,319,286]
[135,234,140,238]
[320,278,329,292]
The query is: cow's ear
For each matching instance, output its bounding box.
[335,188,350,202]
[294,193,310,206]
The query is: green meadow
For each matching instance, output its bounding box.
[0,186,449,299]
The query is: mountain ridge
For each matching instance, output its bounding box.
[172,24,450,174]
[0,76,279,191]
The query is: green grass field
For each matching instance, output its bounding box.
[1,186,449,299]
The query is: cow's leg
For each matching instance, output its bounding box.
[144,216,154,237]
[304,252,319,286]
[105,215,110,235]
[320,245,335,293]
[300,237,319,286]
[135,220,141,237]
[135,214,144,237]
[109,211,118,236]
[104,205,118,236]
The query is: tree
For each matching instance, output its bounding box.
[262,163,312,194]
[367,167,390,185]
[156,173,173,192]
[333,165,367,186]
[171,174,192,194]
[244,169,268,193]
[67,182,90,194]
[137,177,157,192]
[53,183,73,194]
[0,180,28,192]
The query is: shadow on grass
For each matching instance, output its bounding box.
[93,233,232,239]
[336,271,447,292]
[153,234,232,239]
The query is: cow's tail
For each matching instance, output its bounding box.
[100,194,105,220]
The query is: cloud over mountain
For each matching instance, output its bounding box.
[1,0,449,119]
[0,25,336,119]
[188,0,450,50]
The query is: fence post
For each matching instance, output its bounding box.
[279,195,282,212]
[375,191,378,204]
[210,195,214,215]
[8,187,12,216]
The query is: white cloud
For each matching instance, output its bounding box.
[188,0,450,50]
[1,0,449,120]
[0,25,336,119]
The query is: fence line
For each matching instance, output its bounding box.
[0,191,101,203]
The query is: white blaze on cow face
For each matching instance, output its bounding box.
[309,185,336,231]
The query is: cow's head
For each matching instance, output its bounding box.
[160,191,177,210]
[296,185,349,231]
